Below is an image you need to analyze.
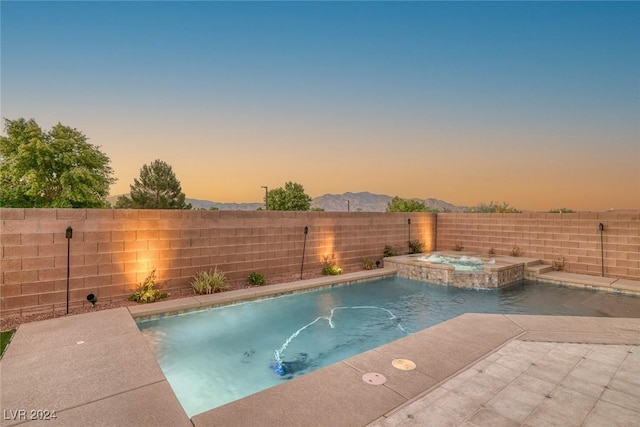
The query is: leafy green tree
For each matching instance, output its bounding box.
[266,181,312,211]
[0,118,115,208]
[115,159,191,209]
[386,196,434,212]
[466,201,521,213]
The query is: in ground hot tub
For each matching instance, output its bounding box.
[384,251,526,289]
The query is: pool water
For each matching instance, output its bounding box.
[137,277,640,417]
[416,254,491,271]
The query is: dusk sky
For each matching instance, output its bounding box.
[2,1,639,211]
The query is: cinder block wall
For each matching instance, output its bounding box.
[0,209,435,319]
[436,212,640,280]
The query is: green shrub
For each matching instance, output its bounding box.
[1,329,16,358]
[383,245,400,257]
[322,264,343,275]
[488,247,496,255]
[191,268,228,295]
[247,271,266,286]
[408,239,423,254]
[362,258,376,270]
[129,269,169,303]
[453,243,464,251]
[510,246,523,257]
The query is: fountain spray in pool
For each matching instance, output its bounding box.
[271,306,408,376]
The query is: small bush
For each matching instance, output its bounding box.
[247,271,266,286]
[1,329,16,358]
[191,268,228,295]
[408,239,423,254]
[322,264,343,275]
[487,247,496,256]
[129,269,169,303]
[362,258,376,270]
[510,246,523,257]
[552,257,566,271]
[453,243,464,251]
[383,245,400,257]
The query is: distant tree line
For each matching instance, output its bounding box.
[1,117,319,211]
[464,201,521,213]
[1,117,543,213]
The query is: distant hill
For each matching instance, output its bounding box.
[186,198,263,211]
[312,192,465,212]
[108,192,465,212]
[106,195,262,211]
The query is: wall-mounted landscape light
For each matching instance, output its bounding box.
[66,226,73,314]
[599,223,605,277]
[86,294,97,306]
[300,226,309,279]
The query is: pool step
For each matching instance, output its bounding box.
[526,261,554,275]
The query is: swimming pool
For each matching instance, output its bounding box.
[137,276,640,417]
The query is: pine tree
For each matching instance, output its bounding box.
[116,159,191,209]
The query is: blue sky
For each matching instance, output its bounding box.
[2,1,639,210]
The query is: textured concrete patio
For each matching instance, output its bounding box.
[1,270,639,426]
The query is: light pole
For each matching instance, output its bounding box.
[261,186,268,210]
[346,200,350,212]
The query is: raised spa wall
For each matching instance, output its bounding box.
[384,251,527,289]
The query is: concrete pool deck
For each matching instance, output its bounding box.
[1,271,639,426]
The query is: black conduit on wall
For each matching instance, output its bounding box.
[599,223,605,277]
[65,226,73,314]
[300,226,309,279]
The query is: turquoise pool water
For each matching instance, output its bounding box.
[137,277,640,417]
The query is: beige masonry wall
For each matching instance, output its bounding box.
[436,212,640,280]
[0,209,435,319]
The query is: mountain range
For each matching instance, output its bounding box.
[310,192,464,212]
[109,192,465,212]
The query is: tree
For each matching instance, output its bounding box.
[386,196,434,212]
[115,159,191,209]
[0,118,115,208]
[465,201,521,213]
[266,181,312,211]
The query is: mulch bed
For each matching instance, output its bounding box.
[0,271,337,332]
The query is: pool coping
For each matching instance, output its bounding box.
[1,270,639,427]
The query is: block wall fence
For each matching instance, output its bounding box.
[0,209,435,319]
[2,209,639,320]
[436,212,640,281]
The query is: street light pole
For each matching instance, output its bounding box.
[346,200,350,212]
[261,186,268,210]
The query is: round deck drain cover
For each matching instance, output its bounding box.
[362,372,386,385]
[392,359,416,371]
